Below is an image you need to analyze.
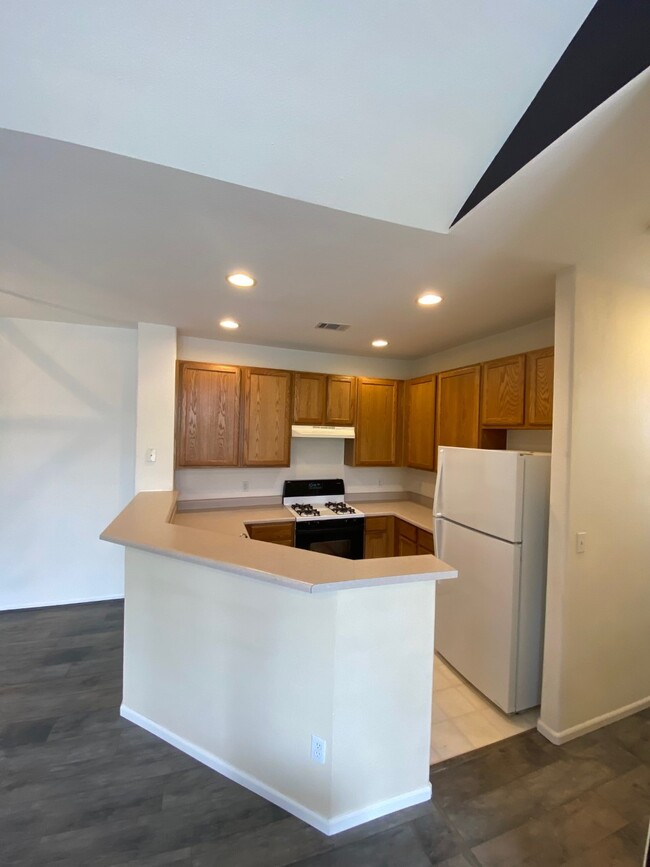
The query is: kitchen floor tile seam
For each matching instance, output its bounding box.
[433,657,541,732]
[252,818,439,867]
[429,727,534,776]
[429,731,565,812]
[555,824,645,867]
[430,719,476,761]
[438,756,645,855]
[0,664,74,687]
[452,711,512,750]
[418,794,484,867]
[467,788,636,867]
[429,706,537,762]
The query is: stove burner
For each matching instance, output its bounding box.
[325,502,356,514]
[291,503,321,517]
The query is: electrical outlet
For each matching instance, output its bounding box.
[310,735,326,764]
[145,448,156,463]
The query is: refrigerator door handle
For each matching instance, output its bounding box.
[433,448,444,516]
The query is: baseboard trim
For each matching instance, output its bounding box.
[537,694,650,744]
[0,594,124,613]
[326,785,432,835]
[120,704,431,836]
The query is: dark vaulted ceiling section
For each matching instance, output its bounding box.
[452,0,650,226]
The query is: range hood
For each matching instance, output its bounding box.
[291,424,355,439]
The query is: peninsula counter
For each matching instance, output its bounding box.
[101,492,457,835]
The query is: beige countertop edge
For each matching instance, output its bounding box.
[101,492,456,593]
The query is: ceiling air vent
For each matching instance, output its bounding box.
[315,322,350,332]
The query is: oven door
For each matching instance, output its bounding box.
[295,519,364,560]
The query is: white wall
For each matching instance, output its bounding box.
[177,438,405,502]
[539,271,650,741]
[122,546,434,832]
[178,335,413,378]
[0,318,136,609]
[135,323,177,492]
[410,317,555,377]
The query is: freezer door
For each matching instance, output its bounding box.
[435,517,521,713]
[434,447,524,542]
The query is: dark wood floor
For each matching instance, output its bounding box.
[1,600,648,866]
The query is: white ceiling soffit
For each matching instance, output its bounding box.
[0,0,595,233]
[0,128,554,359]
[2,66,648,360]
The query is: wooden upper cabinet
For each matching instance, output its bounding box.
[326,375,356,425]
[242,368,293,467]
[405,374,436,470]
[293,373,356,426]
[435,365,481,462]
[293,372,327,424]
[345,378,401,466]
[176,362,241,467]
[481,354,526,427]
[526,347,554,426]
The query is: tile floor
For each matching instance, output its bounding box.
[430,653,538,763]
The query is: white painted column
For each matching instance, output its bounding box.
[539,269,650,743]
[135,323,177,492]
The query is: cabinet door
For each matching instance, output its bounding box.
[242,368,292,467]
[246,522,295,546]
[526,347,554,426]
[416,528,434,554]
[294,372,326,424]
[395,519,417,556]
[326,375,356,426]
[364,516,394,559]
[397,533,418,557]
[435,365,481,464]
[176,362,241,467]
[345,378,400,466]
[481,354,525,427]
[405,375,436,470]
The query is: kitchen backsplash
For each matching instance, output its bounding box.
[175,428,552,503]
[175,437,406,502]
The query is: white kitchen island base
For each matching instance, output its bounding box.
[121,547,439,834]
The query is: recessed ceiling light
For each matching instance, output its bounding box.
[372,339,388,348]
[220,318,239,330]
[417,292,443,306]
[226,272,256,288]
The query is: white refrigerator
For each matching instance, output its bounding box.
[433,447,551,713]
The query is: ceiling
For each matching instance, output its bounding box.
[1,2,648,359]
[0,0,594,233]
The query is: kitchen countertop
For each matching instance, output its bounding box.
[101,493,453,593]
[173,498,434,536]
[357,500,434,533]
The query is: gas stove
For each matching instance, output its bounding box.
[283,479,365,559]
[282,479,364,522]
